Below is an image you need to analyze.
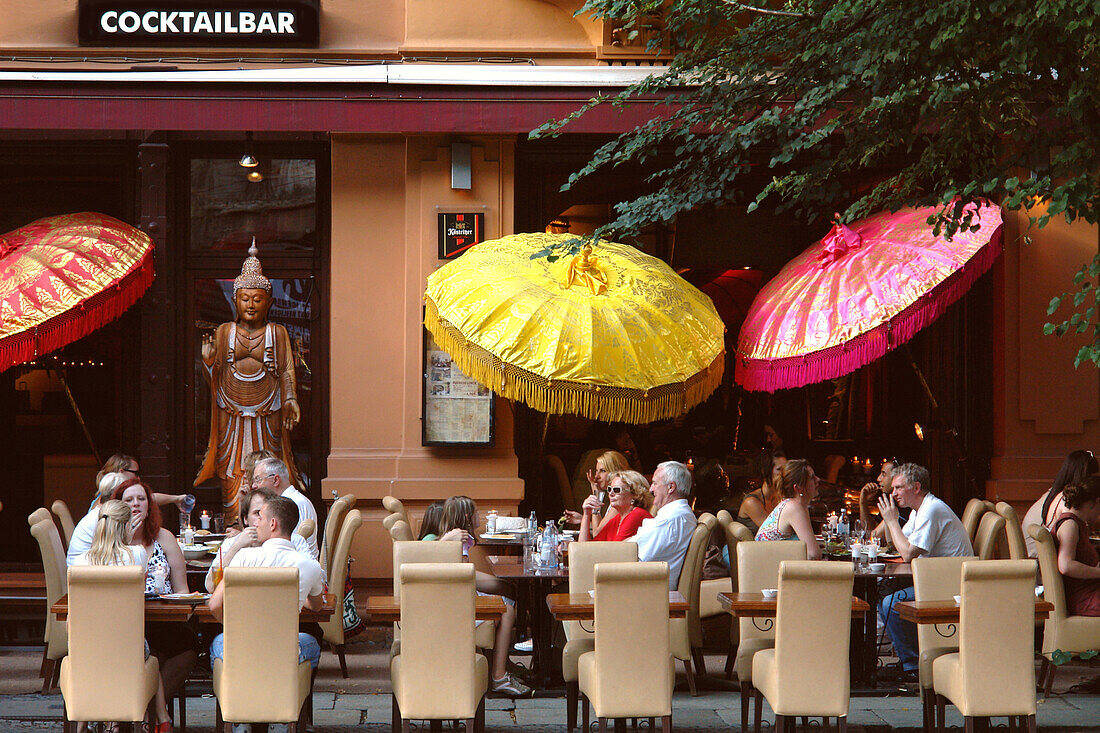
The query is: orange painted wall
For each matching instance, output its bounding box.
[324,135,523,579]
[987,207,1100,512]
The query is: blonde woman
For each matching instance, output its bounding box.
[67,472,131,565]
[577,470,653,542]
[70,500,173,733]
[564,450,631,523]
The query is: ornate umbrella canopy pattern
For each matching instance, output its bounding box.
[0,212,155,372]
[424,232,725,423]
[735,205,1004,392]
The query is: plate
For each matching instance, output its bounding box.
[159,593,210,603]
[876,552,901,560]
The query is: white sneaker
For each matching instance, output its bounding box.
[512,638,534,653]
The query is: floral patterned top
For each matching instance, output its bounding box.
[754,499,794,542]
[144,540,172,595]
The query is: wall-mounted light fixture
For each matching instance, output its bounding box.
[239,132,259,169]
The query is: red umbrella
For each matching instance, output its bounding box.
[686,268,763,342]
[0,212,155,373]
[735,205,1003,392]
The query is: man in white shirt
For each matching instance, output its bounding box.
[209,495,325,733]
[627,461,698,590]
[252,457,319,559]
[876,462,973,677]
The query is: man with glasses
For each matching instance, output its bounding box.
[251,457,319,559]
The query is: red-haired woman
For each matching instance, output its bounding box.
[111,478,197,710]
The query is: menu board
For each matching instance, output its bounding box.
[422,331,494,446]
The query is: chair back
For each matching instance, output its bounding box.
[593,561,672,713]
[957,560,1037,714]
[398,563,480,716]
[51,500,76,549]
[995,502,1028,560]
[774,561,853,714]
[913,555,970,687]
[1029,524,1071,657]
[295,518,316,540]
[321,496,352,576]
[220,566,303,722]
[565,541,638,640]
[382,495,409,527]
[960,498,991,543]
[974,511,1006,560]
[737,540,807,645]
[393,540,463,595]
[320,509,363,644]
[29,514,68,657]
[389,519,414,542]
[382,512,403,532]
[65,565,151,720]
[677,513,717,647]
[716,512,754,592]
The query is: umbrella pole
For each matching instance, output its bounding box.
[51,359,102,466]
[903,346,976,496]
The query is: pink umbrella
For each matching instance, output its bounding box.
[734,204,1004,392]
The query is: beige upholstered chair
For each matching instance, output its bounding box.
[388,519,414,543]
[391,563,488,733]
[382,495,410,528]
[29,511,67,692]
[320,495,352,576]
[752,561,854,733]
[214,566,312,732]
[960,498,993,545]
[295,518,316,541]
[973,511,1005,561]
[51,500,76,550]
[716,512,754,678]
[912,556,970,731]
[734,541,807,733]
[563,541,639,731]
[321,508,363,677]
[1030,524,1100,696]
[390,541,496,660]
[382,512,403,533]
[995,502,1028,561]
[670,513,716,696]
[579,562,673,733]
[60,565,159,733]
[931,560,1037,732]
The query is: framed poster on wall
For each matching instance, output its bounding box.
[422,329,495,446]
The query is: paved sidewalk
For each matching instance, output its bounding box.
[5,639,1100,731]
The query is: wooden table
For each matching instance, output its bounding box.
[546,590,688,620]
[894,598,1054,625]
[719,592,871,618]
[488,555,567,688]
[51,593,336,623]
[364,595,508,623]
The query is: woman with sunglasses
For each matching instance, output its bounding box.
[577,470,654,542]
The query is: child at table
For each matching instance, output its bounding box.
[70,500,174,733]
[437,496,530,697]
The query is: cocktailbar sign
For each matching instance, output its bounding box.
[78,0,320,46]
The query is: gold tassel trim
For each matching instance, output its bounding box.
[425,297,725,424]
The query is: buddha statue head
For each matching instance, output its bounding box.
[233,239,273,327]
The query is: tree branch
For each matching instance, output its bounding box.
[720,0,819,20]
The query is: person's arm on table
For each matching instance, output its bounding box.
[158,528,190,592]
[877,495,925,562]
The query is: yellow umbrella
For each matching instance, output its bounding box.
[424,232,725,424]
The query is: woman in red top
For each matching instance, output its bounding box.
[578,470,653,542]
[1053,476,1100,616]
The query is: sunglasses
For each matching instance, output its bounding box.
[608,486,629,494]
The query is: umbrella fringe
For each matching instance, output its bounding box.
[425,298,725,424]
[0,255,155,374]
[735,224,1004,392]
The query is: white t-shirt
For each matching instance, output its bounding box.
[627,498,697,590]
[71,544,149,568]
[66,509,102,566]
[903,493,974,558]
[282,485,319,559]
[206,529,321,589]
[229,537,325,609]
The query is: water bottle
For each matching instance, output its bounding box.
[837,509,849,538]
[527,511,538,536]
[540,522,558,570]
[181,494,196,514]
